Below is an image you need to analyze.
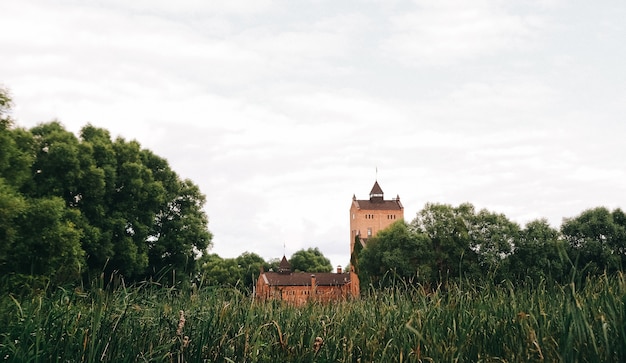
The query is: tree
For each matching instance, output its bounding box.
[350,234,363,274]
[147,157,212,282]
[0,85,12,122]
[358,221,431,287]
[468,209,519,280]
[0,88,33,192]
[198,254,242,287]
[0,179,26,273]
[508,219,566,283]
[236,252,267,288]
[0,108,213,284]
[410,203,479,282]
[0,94,31,270]
[289,247,332,272]
[9,197,85,283]
[561,207,626,276]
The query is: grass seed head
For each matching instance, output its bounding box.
[177,310,186,336]
[313,337,323,353]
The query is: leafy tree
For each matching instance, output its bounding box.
[25,122,83,201]
[509,219,566,283]
[350,234,363,274]
[0,85,12,122]
[147,154,212,281]
[358,221,431,287]
[266,257,282,272]
[410,203,479,282]
[198,254,242,287]
[468,209,519,280]
[0,179,26,272]
[9,197,84,282]
[236,252,267,288]
[0,94,213,284]
[0,89,33,191]
[561,207,626,276]
[289,247,332,272]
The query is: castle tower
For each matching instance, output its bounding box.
[349,181,404,254]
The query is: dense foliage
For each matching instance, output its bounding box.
[0,88,212,285]
[289,247,333,273]
[196,248,334,291]
[1,273,625,362]
[357,202,626,288]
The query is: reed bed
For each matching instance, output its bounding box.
[1,274,625,362]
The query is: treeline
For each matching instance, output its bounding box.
[355,202,626,287]
[197,247,333,289]
[1,88,211,287]
[4,86,625,293]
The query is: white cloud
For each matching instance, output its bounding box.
[381,0,543,66]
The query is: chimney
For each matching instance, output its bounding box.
[336,265,342,274]
[310,274,316,297]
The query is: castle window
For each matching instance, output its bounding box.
[367,228,372,237]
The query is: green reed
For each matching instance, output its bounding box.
[1,274,625,362]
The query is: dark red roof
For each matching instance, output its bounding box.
[353,199,403,210]
[261,272,351,286]
[352,181,403,210]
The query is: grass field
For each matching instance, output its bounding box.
[1,274,625,362]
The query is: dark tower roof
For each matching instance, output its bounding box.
[369,181,384,203]
[278,255,291,274]
[352,181,403,211]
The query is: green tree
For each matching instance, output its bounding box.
[410,203,479,283]
[358,221,431,287]
[350,234,363,274]
[509,219,566,283]
[469,209,519,280]
[289,247,332,272]
[0,92,32,270]
[236,252,267,288]
[0,85,12,122]
[198,254,243,287]
[25,122,83,200]
[0,90,213,284]
[561,207,626,276]
[9,197,84,283]
[146,149,212,282]
[1,89,33,190]
[0,179,26,273]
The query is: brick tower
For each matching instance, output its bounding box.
[349,181,404,254]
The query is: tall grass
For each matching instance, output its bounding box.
[1,274,625,362]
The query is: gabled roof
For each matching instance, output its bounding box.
[352,181,403,210]
[261,272,351,286]
[353,199,403,211]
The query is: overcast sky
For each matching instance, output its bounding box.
[1,0,625,269]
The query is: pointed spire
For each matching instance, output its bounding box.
[278,255,291,274]
[369,181,384,202]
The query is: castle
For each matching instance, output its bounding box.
[350,181,404,254]
[255,256,359,305]
[255,181,402,304]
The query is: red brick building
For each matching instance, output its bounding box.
[255,256,359,305]
[350,181,404,254]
